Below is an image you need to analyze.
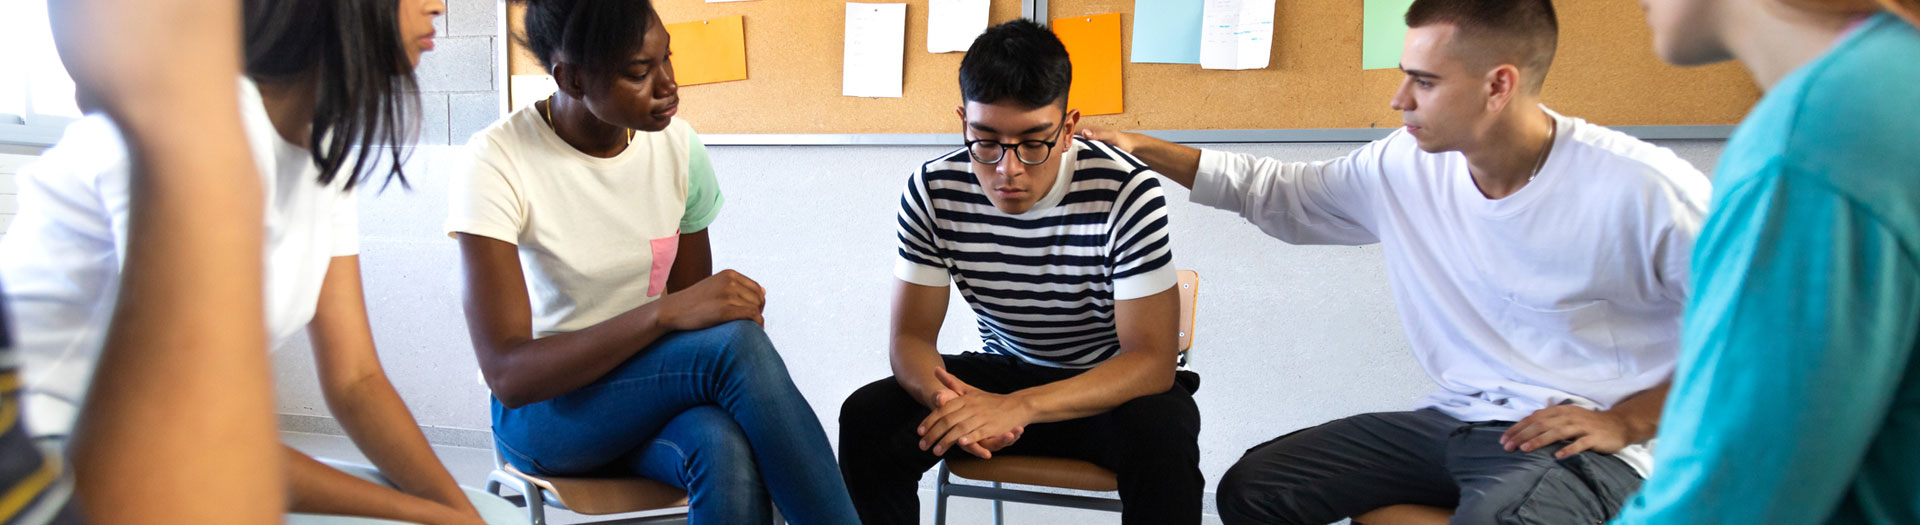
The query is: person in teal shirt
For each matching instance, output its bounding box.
[1617,1,1920,522]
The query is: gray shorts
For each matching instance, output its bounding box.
[1217,409,1642,525]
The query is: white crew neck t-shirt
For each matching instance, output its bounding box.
[1191,107,1709,476]
[445,105,722,339]
[0,79,359,436]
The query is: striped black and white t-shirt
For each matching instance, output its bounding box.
[895,138,1177,369]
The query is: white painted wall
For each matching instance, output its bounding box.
[269,139,1727,495]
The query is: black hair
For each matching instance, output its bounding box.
[959,19,1072,110]
[1405,0,1559,92]
[512,0,657,81]
[244,0,419,191]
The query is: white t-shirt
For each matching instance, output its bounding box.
[445,106,722,339]
[0,79,358,436]
[1191,107,1709,476]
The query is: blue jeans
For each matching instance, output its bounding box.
[492,320,856,524]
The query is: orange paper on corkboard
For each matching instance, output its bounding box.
[664,15,748,86]
[1051,13,1123,116]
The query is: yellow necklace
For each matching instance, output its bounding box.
[544,94,634,144]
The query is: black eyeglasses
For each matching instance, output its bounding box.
[964,118,1068,166]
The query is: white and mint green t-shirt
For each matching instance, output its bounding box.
[446,106,723,338]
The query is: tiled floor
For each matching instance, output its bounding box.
[284,432,1227,525]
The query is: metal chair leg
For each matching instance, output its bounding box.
[934,461,951,525]
[992,482,1005,525]
[525,487,547,525]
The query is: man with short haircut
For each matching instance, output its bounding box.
[1083,0,1708,522]
[838,19,1201,525]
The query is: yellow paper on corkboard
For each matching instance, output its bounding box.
[664,15,748,86]
[1051,13,1124,116]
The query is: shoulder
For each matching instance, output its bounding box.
[30,115,131,185]
[916,147,975,187]
[1560,116,1710,207]
[1774,15,1920,203]
[463,104,550,161]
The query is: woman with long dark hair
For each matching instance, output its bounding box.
[447,0,858,522]
[0,0,517,523]
[1617,0,1920,522]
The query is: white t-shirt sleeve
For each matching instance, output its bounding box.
[1190,139,1386,245]
[92,134,136,269]
[1109,175,1178,300]
[893,169,951,287]
[445,139,525,245]
[1651,169,1710,303]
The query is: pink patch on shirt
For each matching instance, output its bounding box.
[648,231,680,297]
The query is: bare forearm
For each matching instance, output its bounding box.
[1605,382,1670,444]
[285,447,462,524]
[325,375,474,513]
[1013,350,1175,423]
[486,301,669,407]
[69,32,282,525]
[890,338,950,408]
[1122,133,1203,189]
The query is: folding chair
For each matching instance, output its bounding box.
[932,269,1199,524]
[484,448,690,525]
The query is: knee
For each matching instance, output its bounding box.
[1110,391,1200,452]
[1215,462,1265,524]
[1216,461,1310,525]
[839,377,910,432]
[711,320,779,362]
[695,320,795,384]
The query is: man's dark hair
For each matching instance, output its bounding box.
[244,0,422,190]
[1405,0,1559,92]
[959,19,1072,109]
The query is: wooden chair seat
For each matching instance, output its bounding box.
[1351,504,1454,525]
[500,463,689,515]
[947,454,1119,493]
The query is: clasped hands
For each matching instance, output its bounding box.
[917,368,1030,459]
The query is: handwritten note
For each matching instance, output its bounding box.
[843,3,907,98]
[1200,0,1275,70]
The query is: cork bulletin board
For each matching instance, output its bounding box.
[505,0,1760,136]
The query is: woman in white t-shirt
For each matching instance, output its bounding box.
[0,1,521,524]
[447,1,858,523]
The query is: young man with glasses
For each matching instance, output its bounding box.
[836,19,1201,525]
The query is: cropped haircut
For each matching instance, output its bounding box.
[1406,0,1560,93]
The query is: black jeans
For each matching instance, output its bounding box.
[838,352,1203,525]
[1216,409,1644,525]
